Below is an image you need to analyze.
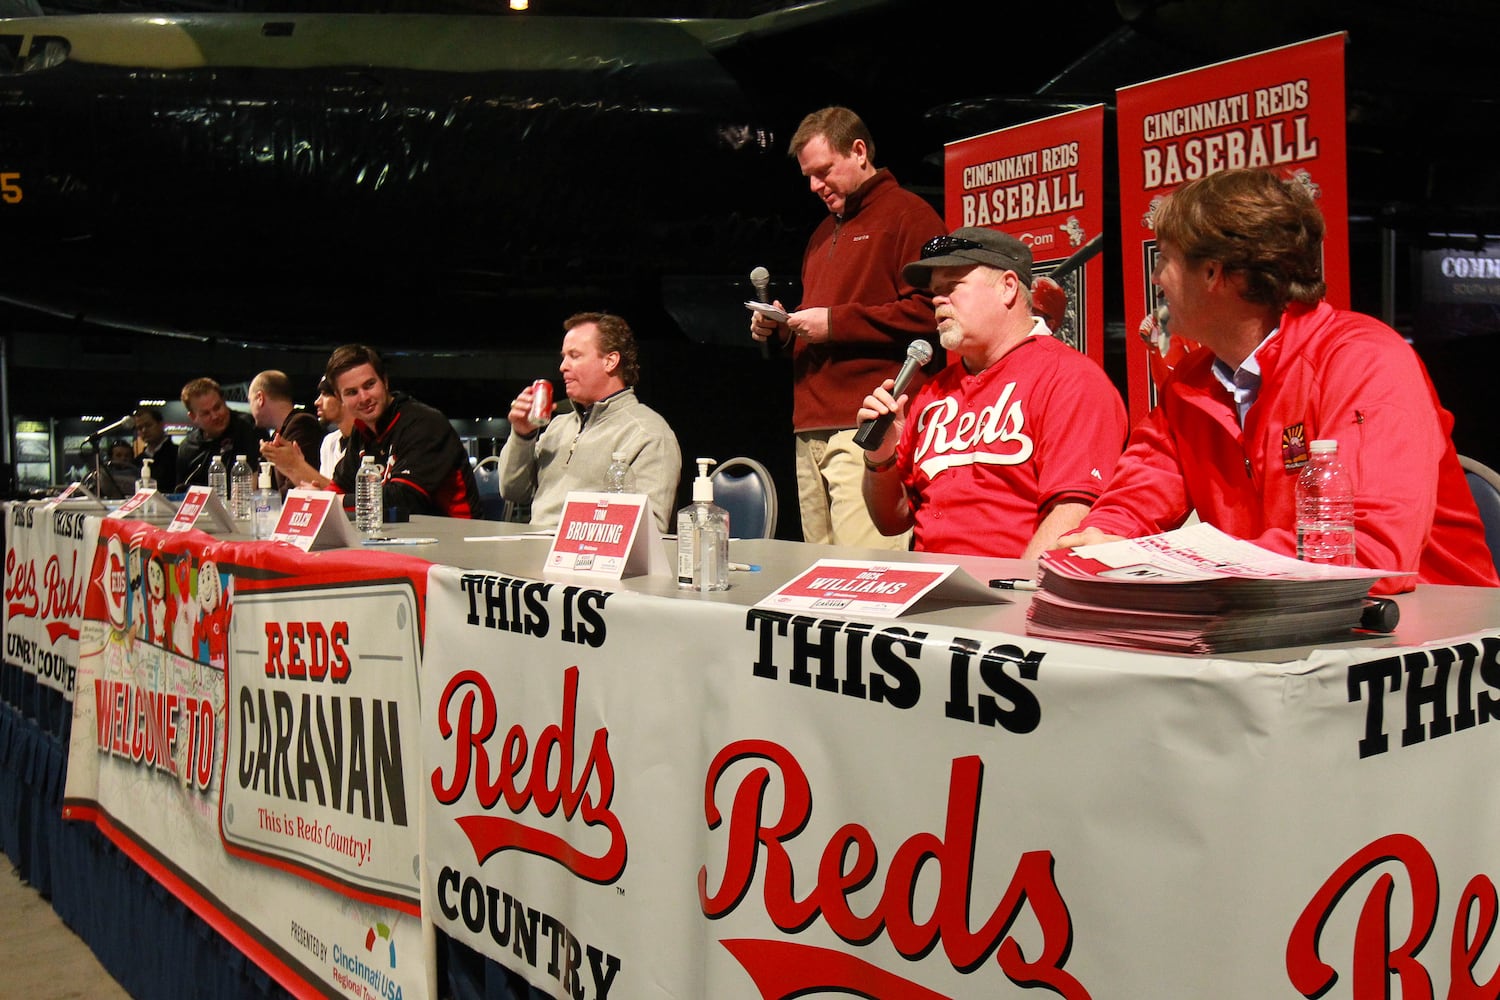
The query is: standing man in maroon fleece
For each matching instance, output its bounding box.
[750,106,944,549]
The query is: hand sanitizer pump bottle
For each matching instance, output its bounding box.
[253,465,282,539]
[676,457,729,591]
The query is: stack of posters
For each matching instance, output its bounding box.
[1025,524,1392,653]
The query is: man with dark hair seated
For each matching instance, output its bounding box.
[262,345,480,520]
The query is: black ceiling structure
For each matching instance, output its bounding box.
[2,0,1497,473]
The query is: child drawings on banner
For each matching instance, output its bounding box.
[127,544,147,650]
[90,529,229,798]
[170,555,196,657]
[119,539,232,672]
[145,555,169,647]
[192,560,231,669]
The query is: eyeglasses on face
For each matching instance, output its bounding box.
[920,235,986,259]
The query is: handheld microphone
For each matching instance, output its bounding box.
[853,340,935,451]
[750,266,770,302]
[750,266,771,359]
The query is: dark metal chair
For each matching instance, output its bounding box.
[471,456,511,522]
[1460,454,1500,577]
[710,456,777,539]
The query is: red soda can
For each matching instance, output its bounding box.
[528,379,553,427]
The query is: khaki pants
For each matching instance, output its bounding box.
[795,428,911,550]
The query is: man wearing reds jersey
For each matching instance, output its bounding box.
[859,227,1128,558]
[1059,168,1497,594]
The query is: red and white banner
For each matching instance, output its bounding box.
[1116,33,1348,419]
[422,564,1500,998]
[4,500,100,696]
[62,519,434,1000]
[943,105,1107,366]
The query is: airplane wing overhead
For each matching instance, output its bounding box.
[3,0,1493,353]
[0,10,806,344]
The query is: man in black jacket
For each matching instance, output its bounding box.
[249,369,323,496]
[175,377,261,489]
[261,345,481,520]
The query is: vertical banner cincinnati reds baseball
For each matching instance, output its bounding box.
[1116,33,1349,420]
[62,519,434,1000]
[942,105,1107,368]
[422,563,1500,998]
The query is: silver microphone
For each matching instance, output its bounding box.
[853,340,935,451]
[750,266,770,302]
[750,266,772,358]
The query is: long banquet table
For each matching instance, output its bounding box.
[5,503,1500,1000]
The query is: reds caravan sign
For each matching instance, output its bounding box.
[63,522,433,1000]
[223,580,424,910]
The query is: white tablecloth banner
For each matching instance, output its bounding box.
[64,519,433,1000]
[4,500,100,696]
[422,564,1500,999]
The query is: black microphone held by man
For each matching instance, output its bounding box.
[853,339,934,450]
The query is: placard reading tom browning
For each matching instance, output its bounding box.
[1116,33,1348,419]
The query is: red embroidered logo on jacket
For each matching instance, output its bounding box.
[1282,422,1310,471]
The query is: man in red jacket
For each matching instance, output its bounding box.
[1061,169,1497,593]
[749,106,944,548]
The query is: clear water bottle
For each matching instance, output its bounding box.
[603,450,633,493]
[207,454,228,500]
[356,455,384,533]
[1296,439,1355,566]
[230,454,255,522]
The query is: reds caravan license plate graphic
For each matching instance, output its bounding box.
[224,581,424,909]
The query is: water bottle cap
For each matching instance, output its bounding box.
[1310,440,1338,454]
[362,455,377,464]
[236,454,247,462]
[612,451,626,461]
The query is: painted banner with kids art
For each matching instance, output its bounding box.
[62,518,435,1000]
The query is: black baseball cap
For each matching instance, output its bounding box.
[903,228,1033,289]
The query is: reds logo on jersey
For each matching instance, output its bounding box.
[912,382,1034,477]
